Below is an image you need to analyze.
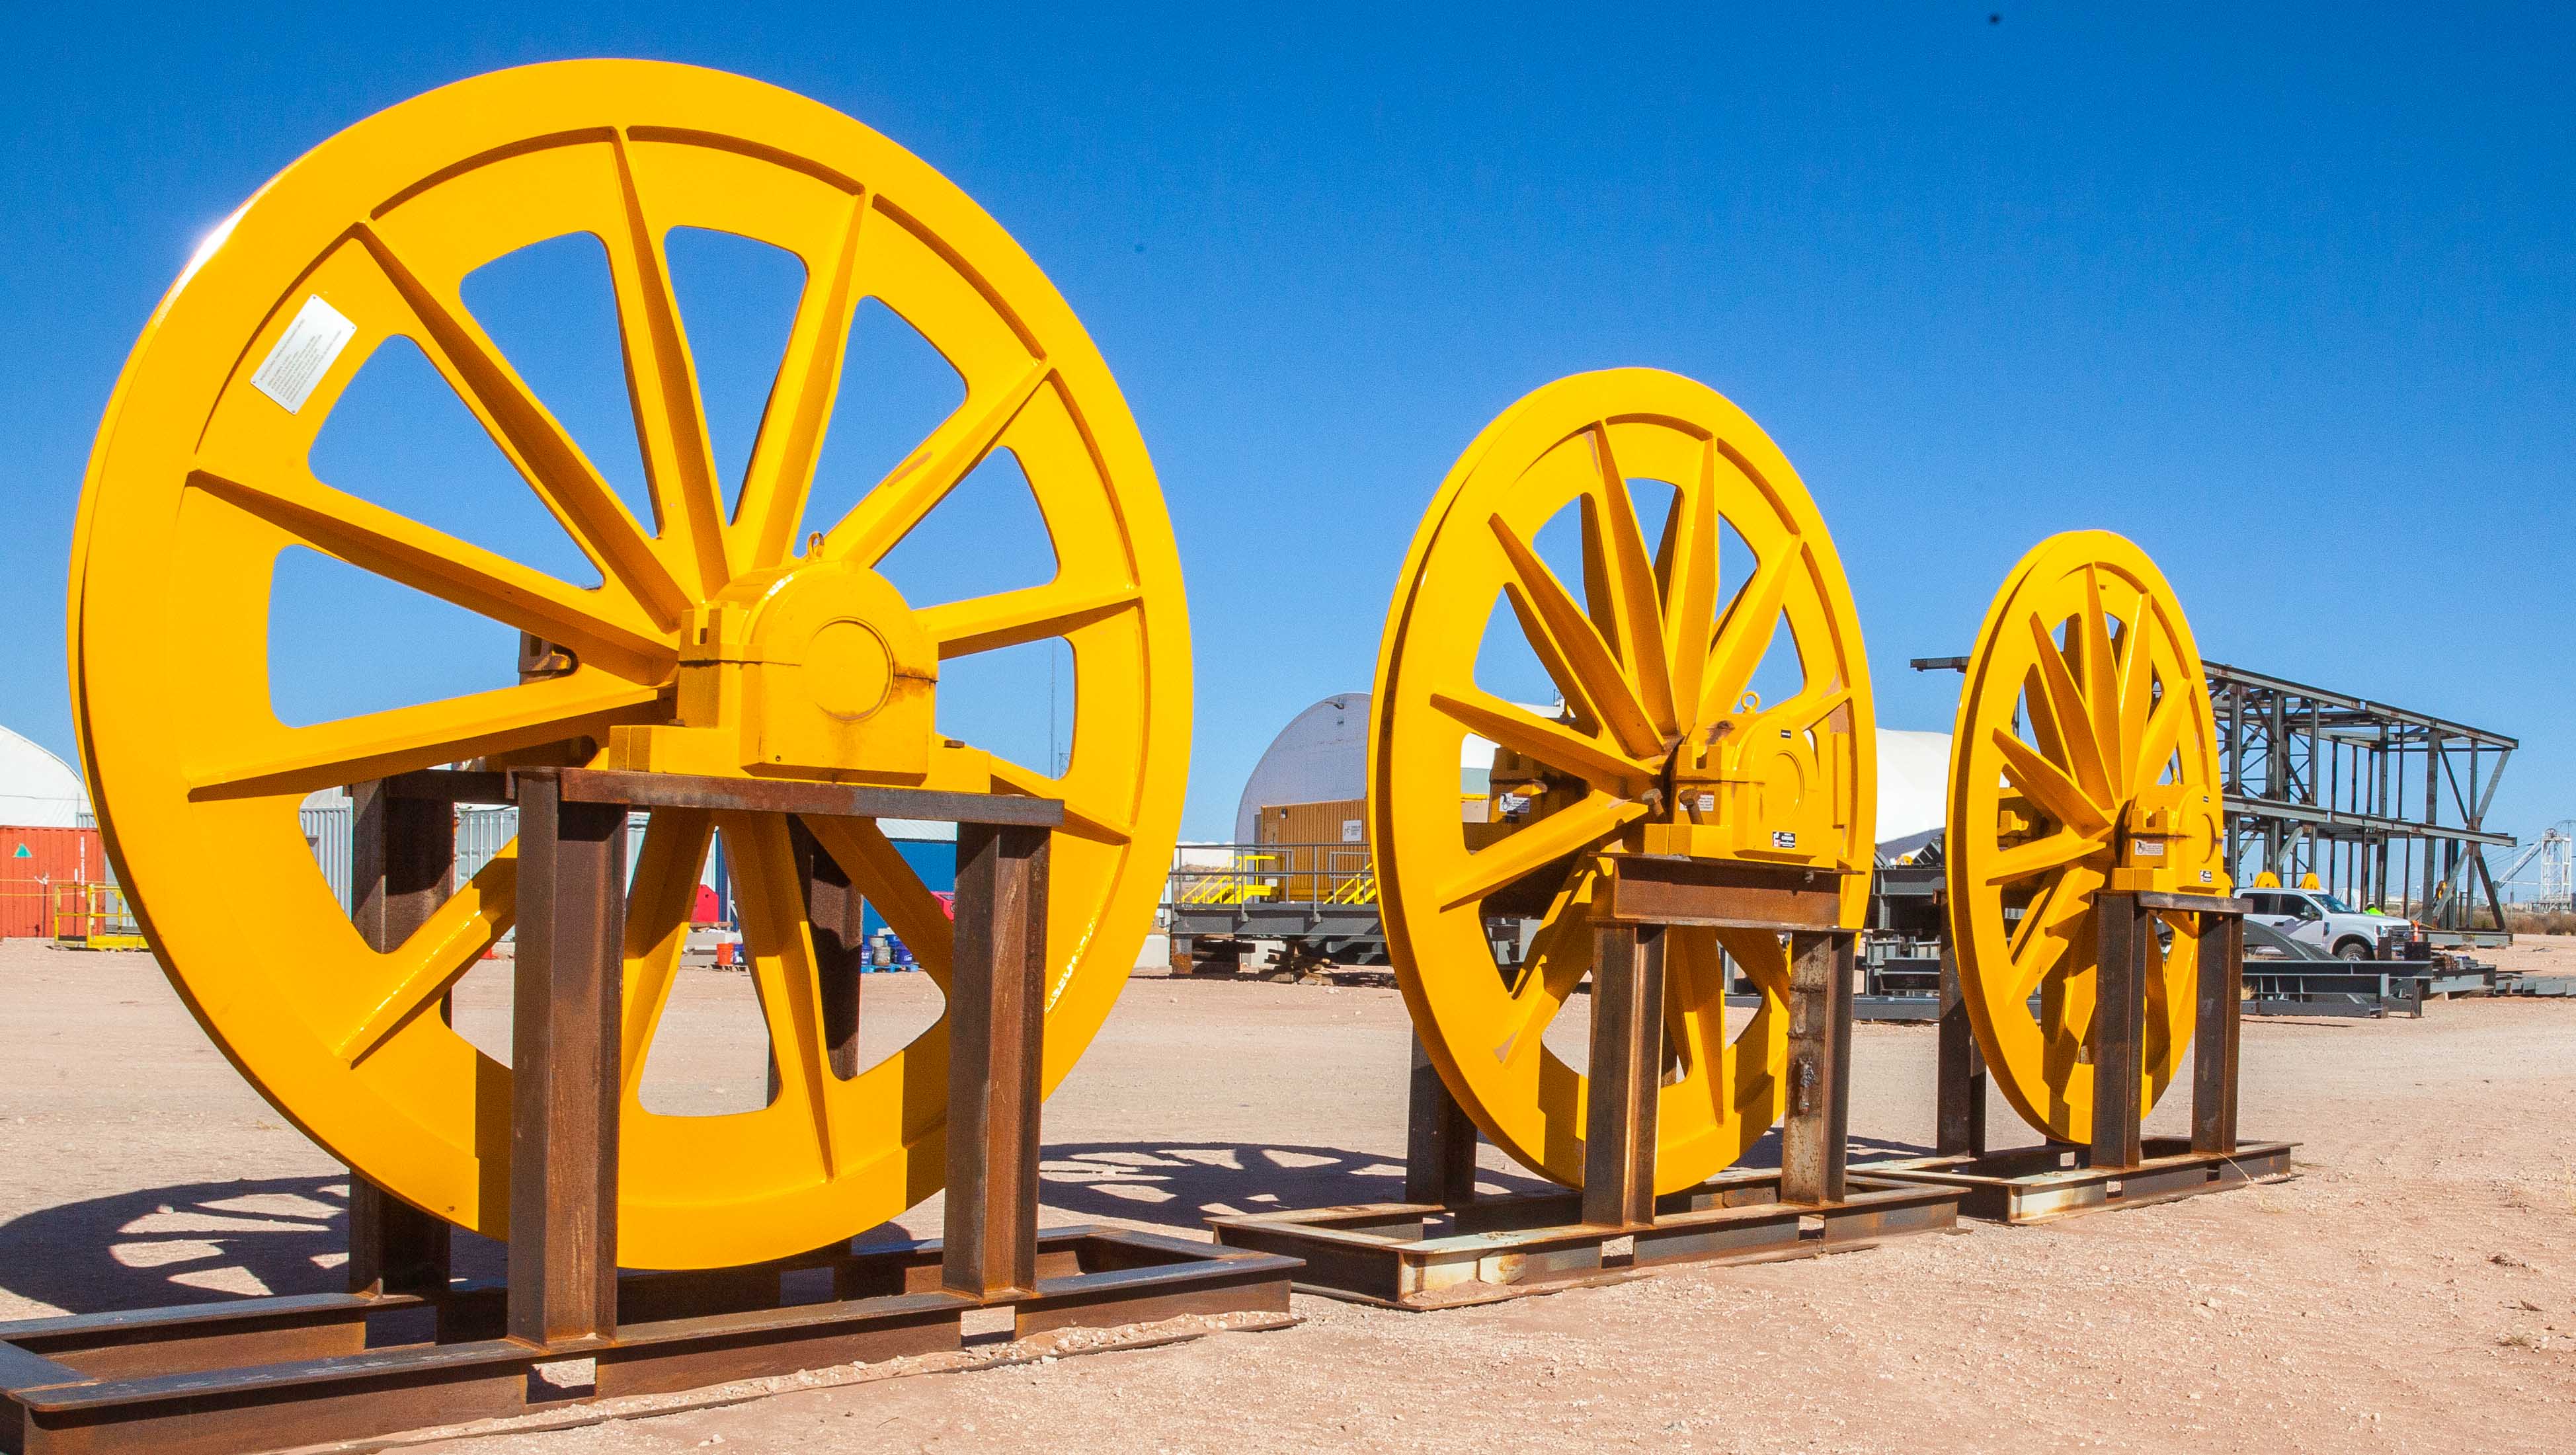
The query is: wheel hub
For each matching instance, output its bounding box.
[1635,698,1841,866]
[604,554,984,787]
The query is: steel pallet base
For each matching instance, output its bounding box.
[0,1226,1294,1455]
[1895,894,2295,1226]
[0,770,1303,1454]
[1861,1137,2296,1225]
[1209,1169,1961,1310]
[1218,881,1963,1312]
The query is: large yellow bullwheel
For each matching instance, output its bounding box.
[68,61,1189,1269]
[1371,370,1874,1193]
[1945,531,2227,1145]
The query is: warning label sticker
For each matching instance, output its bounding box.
[249,295,358,414]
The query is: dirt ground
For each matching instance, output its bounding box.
[2,935,2573,1453]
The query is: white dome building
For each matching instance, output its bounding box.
[1231,694,1373,843]
[0,725,91,828]
[1873,728,1953,850]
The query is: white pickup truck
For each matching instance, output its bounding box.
[2239,887,2415,961]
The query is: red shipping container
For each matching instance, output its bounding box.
[0,826,106,938]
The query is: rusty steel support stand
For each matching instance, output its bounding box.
[2191,909,2244,1156]
[2089,890,2149,1173]
[1781,931,1853,1206]
[346,779,456,1302]
[943,824,1051,1300]
[1582,925,1665,1229]
[1935,940,1988,1159]
[0,773,1295,1452]
[1402,1034,1479,1208]
[510,770,626,1348]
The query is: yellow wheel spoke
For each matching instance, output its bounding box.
[725,812,840,1177]
[986,755,1133,845]
[826,359,1053,565]
[2023,610,2112,803]
[1661,933,1714,1082]
[1498,581,1603,738]
[1750,681,1853,739]
[802,814,953,992]
[188,672,664,801]
[2007,875,2099,1003]
[2134,678,2194,789]
[188,465,676,684]
[1486,873,1596,1062]
[2008,921,2074,1005]
[1584,428,1677,735]
[338,844,520,1065]
[916,576,1141,659]
[1658,442,1720,726]
[603,136,730,596]
[731,191,869,574]
[618,810,715,1096]
[2005,874,2062,965]
[2077,565,2124,780]
[1982,828,2110,886]
[1428,688,1646,795]
[1486,511,1662,757]
[350,223,690,627]
[1990,726,2111,837]
[1728,929,1791,1001]
[2112,595,2156,795]
[1696,541,1798,724]
[1439,795,1644,913]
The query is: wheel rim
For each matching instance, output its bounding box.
[70,61,1189,1269]
[1944,531,2225,1144]
[1370,370,1875,1191]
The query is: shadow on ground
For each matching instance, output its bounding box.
[3,1133,1947,1314]
[1037,1132,1938,1232]
[0,1175,504,1317]
[1036,1142,1545,1230]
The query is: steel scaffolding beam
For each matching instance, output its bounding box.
[2201,661,2515,932]
[1909,657,2518,934]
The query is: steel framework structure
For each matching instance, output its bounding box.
[2202,661,2515,932]
[1911,657,2518,935]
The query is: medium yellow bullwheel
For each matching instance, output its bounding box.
[1945,531,2227,1145]
[69,61,1189,1269]
[1370,370,1875,1193]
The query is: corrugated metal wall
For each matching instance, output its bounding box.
[0,825,105,937]
[299,801,354,915]
[453,806,516,890]
[1256,797,1369,901]
[313,806,677,920]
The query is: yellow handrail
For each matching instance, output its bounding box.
[50,881,146,950]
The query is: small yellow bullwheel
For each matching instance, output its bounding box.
[69,61,1189,1269]
[1370,370,1875,1193]
[1945,531,2228,1145]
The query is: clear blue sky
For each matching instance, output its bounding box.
[2,5,2569,856]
